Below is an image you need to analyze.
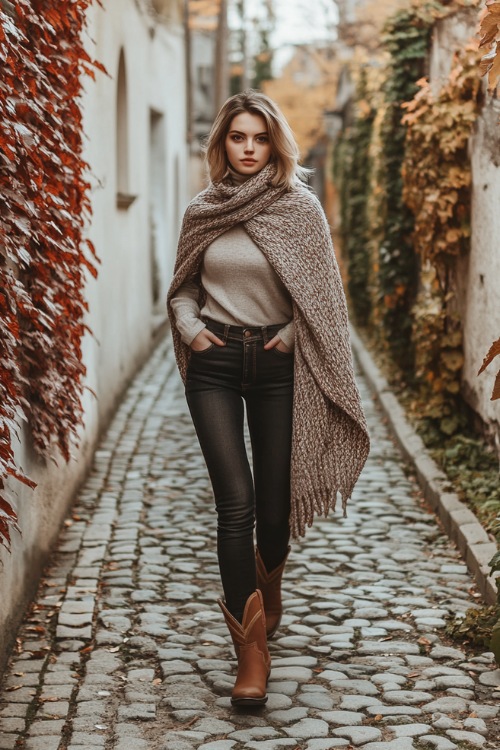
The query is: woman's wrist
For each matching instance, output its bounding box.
[179,319,206,346]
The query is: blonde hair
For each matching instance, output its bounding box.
[205,90,311,189]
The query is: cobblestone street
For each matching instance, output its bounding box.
[1,338,500,750]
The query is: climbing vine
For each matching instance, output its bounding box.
[332,3,439,365]
[0,0,103,549]
[333,0,500,655]
[333,0,486,436]
[334,70,375,326]
[401,42,483,433]
[374,5,435,370]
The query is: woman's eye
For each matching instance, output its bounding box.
[231,135,243,142]
[257,136,269,143]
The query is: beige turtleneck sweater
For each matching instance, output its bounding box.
[171,168,295,349]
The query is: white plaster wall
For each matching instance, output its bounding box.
[429,10,478,93]
[191,30,216,134]
[428,12,500,445]
[83,0,187,425]
[464,99,500,443]
[0,0,188,673]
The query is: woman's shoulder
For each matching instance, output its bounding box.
[181,187,211,222]
[189,186,212,208]
[285,180,324,216]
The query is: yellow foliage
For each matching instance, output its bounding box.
[265,0,406,160]
[151,0,183,21]
[401,35,483,422]
[339,0,411,52]
[262,46,341,159]
[402,42,482,267]
[189,0,220,31]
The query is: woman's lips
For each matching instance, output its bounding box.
[241,159,257,164]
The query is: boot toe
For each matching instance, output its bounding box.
[231,697,268,706]
[231,682,269,706]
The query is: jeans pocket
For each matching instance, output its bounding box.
[271,346,294,358]
[190,343,216,355]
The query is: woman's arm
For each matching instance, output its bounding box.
[170,280,207,345]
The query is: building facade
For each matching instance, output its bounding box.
[0,0,189,672]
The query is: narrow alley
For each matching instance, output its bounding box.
[0,338,499,750]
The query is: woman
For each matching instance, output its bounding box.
[167,90,369,707]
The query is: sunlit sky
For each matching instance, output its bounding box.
[272,0,338,47]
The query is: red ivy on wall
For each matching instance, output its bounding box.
[0,0,103,550]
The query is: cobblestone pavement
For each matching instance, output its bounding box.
[1,339,500,750]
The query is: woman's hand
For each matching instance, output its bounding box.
[190,329,225,352]
[263,334,292,353]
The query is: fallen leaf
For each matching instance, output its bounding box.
[25,625,45,634]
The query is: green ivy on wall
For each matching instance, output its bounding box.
[333,5,436,359]
[333,70,375,327]
[375,6,434,370]
[332,0,500,659]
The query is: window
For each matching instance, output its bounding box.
[116,48,136,209]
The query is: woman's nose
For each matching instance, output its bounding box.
[244,140,255,152]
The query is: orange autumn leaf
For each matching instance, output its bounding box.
[478,337,500,400]
[478,1,500,91]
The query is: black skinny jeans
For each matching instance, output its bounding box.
[185,317,294,622]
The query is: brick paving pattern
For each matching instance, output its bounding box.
[1,338,499,750]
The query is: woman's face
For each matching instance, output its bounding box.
[225,111,272,176]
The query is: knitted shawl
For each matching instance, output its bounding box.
[167,163,370,538]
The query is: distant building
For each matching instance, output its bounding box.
[264,43,339,203]
[188,1,219,192]
[336,0,411,53]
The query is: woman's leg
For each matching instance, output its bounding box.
[186,383,257,622]
[185,326,272,706]
[245,351,294,572]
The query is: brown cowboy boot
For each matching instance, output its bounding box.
[218,590,271,706]
[256,546,290,638]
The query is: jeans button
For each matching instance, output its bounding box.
[243,330,252,338]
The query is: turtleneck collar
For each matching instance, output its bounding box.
[226,164,255,186]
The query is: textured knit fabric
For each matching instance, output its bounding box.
[167,162,370,538]
[170,224,294,347]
